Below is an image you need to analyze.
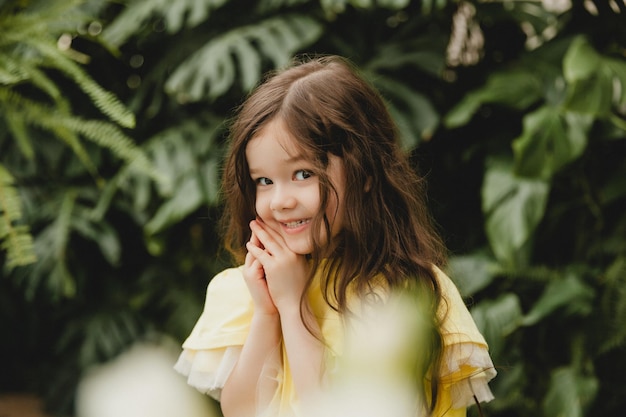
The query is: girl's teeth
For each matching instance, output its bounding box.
[285,219,310,228]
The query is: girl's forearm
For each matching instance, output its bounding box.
[279,303,326,403]
[221,312,281,417]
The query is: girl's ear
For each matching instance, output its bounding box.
[364,176,372,193]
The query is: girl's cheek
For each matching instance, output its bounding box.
[254,196,269,220]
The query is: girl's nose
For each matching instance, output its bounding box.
[270,186,297,211]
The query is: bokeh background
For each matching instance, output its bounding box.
[1,0,625,416]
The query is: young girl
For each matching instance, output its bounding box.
[175,55,496,417]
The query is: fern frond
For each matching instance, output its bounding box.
[3,109,35,160]
[0,165,25,224]
[0,47,82,162]
[0,164,36,269]
[0,0,88,45]
[0,87,98,174]
[51,122,100,178]
[0,52,30,84]
[0,87,164,188]
[1,1,135,128]
[46,114,165,187]
[102,0,230,47]
[165,14,322,102]
[31,41,136,128]
[92,117,222,233]
[18,189,78,300]
[59,117,160,180]
[0,50,64,101]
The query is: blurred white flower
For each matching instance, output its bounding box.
[303,291,431,417]
[75,339,217,417]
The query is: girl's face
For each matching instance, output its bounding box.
[245,118,345,255]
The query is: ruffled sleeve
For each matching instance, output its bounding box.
[174,267,253,400]
[434,266,497,411]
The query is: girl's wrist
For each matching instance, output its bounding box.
[277,300,315,324]
[252,310,281,324]
[275,296,304,314]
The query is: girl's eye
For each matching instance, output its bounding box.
[294,170,312,181]
[256,177,272,186]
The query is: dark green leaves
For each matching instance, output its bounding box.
[444,70,543,128]
[165,15,323,102]
[521,273,594,326]
[512,106,591,180]
[102,0,230,46]
[482,159,550,267]
[563,36,626,128]
[543,367,599,417]
[447,253,501,296]
[470,293,523,358]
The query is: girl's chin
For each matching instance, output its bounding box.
[284,240,313,256]
[284,232,334,256]
[288,246,313,256]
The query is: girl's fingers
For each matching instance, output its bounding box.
[250,220,284,255]
[244,249,255,267]
[244,249,263,274]
[249,229,263,249]
[246,240,272,263]
[246,228,273,269]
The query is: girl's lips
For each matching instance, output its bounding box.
[280,218,311,232]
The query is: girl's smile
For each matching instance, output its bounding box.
[281,218,311,231]
[245,118,345,255]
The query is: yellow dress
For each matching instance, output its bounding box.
[175,265,496,417]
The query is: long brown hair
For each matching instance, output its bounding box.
[220,55,447,413]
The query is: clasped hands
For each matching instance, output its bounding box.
[244,219,310,316]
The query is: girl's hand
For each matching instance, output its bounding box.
[243,230,278,316]
[246,219,310,314]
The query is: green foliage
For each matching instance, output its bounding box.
[521,272,594,327]
[0,0,163,269]
[114,116,224,237]
[442,3,626,417]
[446,252,502,296]
[543,366,599,417]
[600,256,626,352]
[164,15,323,102]
[0,1,135,128]
[481,158,550,267]
[563,36,626,129]
[444,70,544,128]
[102,0,230,46]
[371,74,440,147]
[470,293,523,359]
[0,164,36,268]
[512,107,591,179]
